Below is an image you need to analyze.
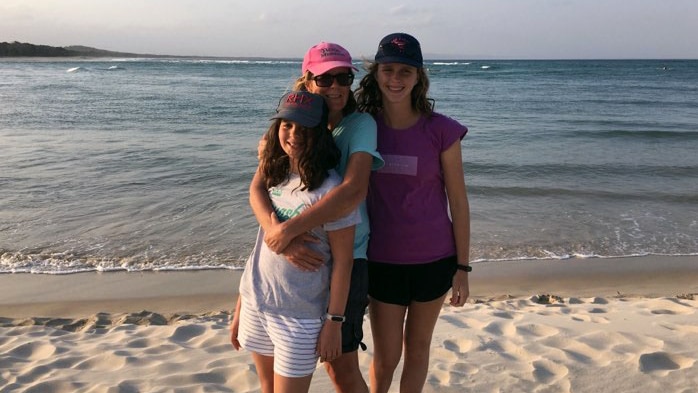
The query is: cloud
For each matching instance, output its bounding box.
[382,4,434,28]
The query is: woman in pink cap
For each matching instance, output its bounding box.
[356,33,471,393]
[234,42,383,393]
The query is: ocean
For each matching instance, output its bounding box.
[1,58,697,274]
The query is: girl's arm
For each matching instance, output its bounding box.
[316,224,355,363]
[441,141,471,307]
[263,152,373,252]
[249,167,324,271]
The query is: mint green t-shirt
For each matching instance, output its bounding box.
[332,112,384,259]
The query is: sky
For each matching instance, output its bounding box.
[2,0,697,59]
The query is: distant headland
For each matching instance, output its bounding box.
[0,41,288,61]
[0,41,177,58]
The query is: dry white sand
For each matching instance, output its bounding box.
[1,256,697,392]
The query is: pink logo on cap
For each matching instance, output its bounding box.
[285,92,315,107]
[390,38,408,52]
[319,46,346,59]
[302,42,357,76]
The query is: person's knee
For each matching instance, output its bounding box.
[325,353,367,392]
[372,351,401,374]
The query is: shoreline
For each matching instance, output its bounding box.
[1,255,696,319]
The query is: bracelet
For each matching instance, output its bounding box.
[325,313,346,323]
[456,264,472,272]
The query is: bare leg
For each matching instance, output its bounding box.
[251,353,275,393]
[274,373,314,393]
[324,350,368,393]
[368,299,407,393]
[399,295,447,393]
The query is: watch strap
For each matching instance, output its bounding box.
[325,313,346,323]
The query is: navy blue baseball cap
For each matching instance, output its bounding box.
[271,91,325,127]
[374,32,423,68]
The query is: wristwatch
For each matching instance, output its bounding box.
[325,313,346,323]
[456,264,472,272]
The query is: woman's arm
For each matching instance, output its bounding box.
[316,224,355,363]
[441,141,471,307]
[230,296,242,350]
[249,167,324,270]
[263,152,373,252]
[249,167,274,229]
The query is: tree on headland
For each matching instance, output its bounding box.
[0,41,80,57]
[0,41,152,57]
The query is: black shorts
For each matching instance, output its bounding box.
[367,256,457,306]
[341,258,369,353]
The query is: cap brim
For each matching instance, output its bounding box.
[307,61,359,76]
[270,110,320,128]
[375,56,422,68]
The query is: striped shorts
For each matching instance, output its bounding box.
[237,302,322,378]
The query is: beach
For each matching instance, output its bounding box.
[3,55,697,392]
[2,256,697,392]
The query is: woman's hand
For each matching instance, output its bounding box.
[281,235,324,271]
[257,134,267,161]
[230,299,242,350]
[263,212,295,253]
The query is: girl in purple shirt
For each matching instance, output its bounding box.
[356,33,471,393]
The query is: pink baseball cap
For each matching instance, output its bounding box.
[302,42,358,76]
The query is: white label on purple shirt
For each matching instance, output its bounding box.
[378,154,418,176]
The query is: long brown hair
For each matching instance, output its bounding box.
[355,62,434,116]
[260,106,340,191]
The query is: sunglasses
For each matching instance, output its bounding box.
[312,73,354,87]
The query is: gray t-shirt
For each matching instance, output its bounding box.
[239,170,360,319]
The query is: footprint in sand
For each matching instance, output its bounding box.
[144,343,180,355]
[441,314,488,330]
[571,314,592,322]
[531,359,568,384]
[570,309,610,324]
[428,361,478,388]
[432,345,463,362]
[168,324,206,343]
[486,339,532,362]
[126,337,158,349]
[646,298,696,315]
[639,351,695,375]
[74,352,128,371]
[591,297,609,304]
[562,341,610,366]
[438,314,469,329]
[483,320,516,336]
[491,310,516,320]
[578,330,631,352]
[657,322,698,334]
[516,323,559,338]
[443,338,473,354]
[588,307,607,314]
[6,341,57,361]
[19,380,85,393]
[44,355,88,370]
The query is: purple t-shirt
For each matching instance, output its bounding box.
[367,113,467,264]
